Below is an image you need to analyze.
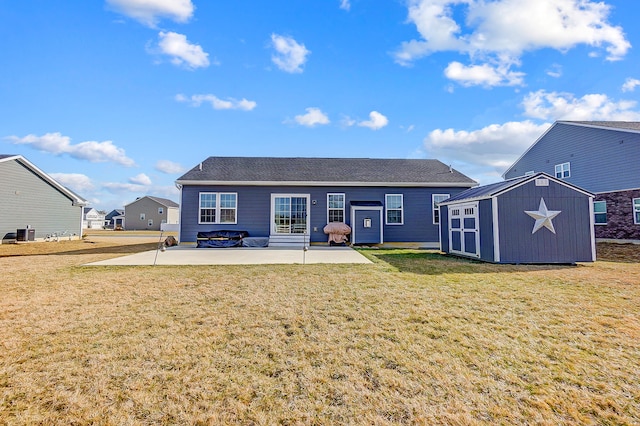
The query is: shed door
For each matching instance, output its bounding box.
[449,203,480,258]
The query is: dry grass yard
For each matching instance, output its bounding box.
[1,236,639,425]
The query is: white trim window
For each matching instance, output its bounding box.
[385,194,403,225]
[199,192,238,224]
[594,201,607,225]
[634,198,640,225]
[148,219,154,227]
[555,162,570,179]
[432,194,450,225]
[140,213,145,221]
[158,207,164,215]
[327,193,345,223]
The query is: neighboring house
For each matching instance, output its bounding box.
[503,121,640,241]
[175,156,477,247]
[124,196,179,231]
[0,154,86,241]
[439,172,595,264]
[82,207,106,229]
[105,209,125,229]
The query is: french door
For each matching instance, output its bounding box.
[271,194,310,234]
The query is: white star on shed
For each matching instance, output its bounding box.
[525,198,561,234]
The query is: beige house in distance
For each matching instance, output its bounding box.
[124,196,179,231]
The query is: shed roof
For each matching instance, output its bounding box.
[176,157,477,187]
[440,173,593,205]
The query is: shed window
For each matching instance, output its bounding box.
[634,198,640,225]
[148,219,153,227]
[385,194,403,225]
[432,194,449,224]
[140,213,145,221]
[199,192,237,224]
[594,201,607,225]
[158,207,164,215]
[555,162,570,179]
[327,193,345,223]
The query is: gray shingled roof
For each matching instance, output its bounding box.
[147,196,179,207]
[441,172,593,204]
[560,121,640,131]
[177,157,477,186]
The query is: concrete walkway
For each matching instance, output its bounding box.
[85,246,372,266]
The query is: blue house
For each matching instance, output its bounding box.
[503,121,640,242]
[175,157,477,247]
[439,172,595,264]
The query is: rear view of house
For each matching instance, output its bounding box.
[0,154,86,241]
[175,156,477,247]
[503,121,640,241]
[124,196,179,231]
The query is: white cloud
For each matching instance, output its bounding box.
[176,93,257,111]
[358,111,389,130]
[155,160,185,174]
[294,107,330,127]
[340,0,351,11]
[271,34,310,73]
[546,64,563,78]
[444,61,525,87]
[522,90,640,121]
[49,173,95,192]
[129,173,152,185]
[158,31,209,69]
[424,120,551,179]
[622,78,640,93]
[5,132,135,166]
[395,0,630,86]
[103,182,147,193]
[106,0,194,27]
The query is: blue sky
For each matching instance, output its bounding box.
[2,0,639,211]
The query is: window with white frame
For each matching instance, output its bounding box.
[148,219,153,227]
[555,162,570,179]
[199,192,237,224]
[385,194,403,225]
[432,194,449,224]
[158,207,163,215]
[634,198,640,225]
[594,201,607,225]
[140,213,145,221]
[327,193,345,223]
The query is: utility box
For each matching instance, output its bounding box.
[16,228,35,242]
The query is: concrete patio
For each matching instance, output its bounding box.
[85,245,372,266]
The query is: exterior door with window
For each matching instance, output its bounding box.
[449,202,480,258]
[271,195,310,234]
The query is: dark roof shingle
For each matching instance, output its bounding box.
[177,157,477,186]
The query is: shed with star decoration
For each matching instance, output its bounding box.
[437,172,595,264]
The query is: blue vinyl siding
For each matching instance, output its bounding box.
[180,185,469,244]
[478,199,495,262]
[497,180,593,263]
[439,206,449,252]
[353,209,382,244]
[505,123,640,193]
